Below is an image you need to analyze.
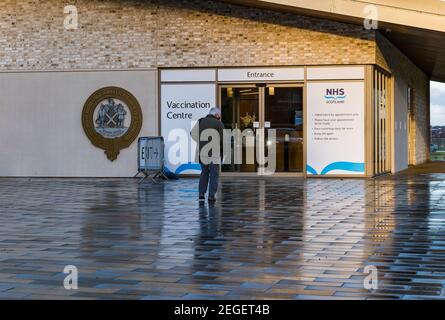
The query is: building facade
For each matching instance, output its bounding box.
[0,0,430,177]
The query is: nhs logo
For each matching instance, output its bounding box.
[325,88,346,104]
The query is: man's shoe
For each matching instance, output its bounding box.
[199,194,205,201]
[208,195,216,202]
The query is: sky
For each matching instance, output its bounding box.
[430,81,445,126]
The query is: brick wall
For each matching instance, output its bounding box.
[0,0,431,169]
[376,32,430,166]
[0,0,376,70]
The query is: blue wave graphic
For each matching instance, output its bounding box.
[174,163,202,174]
[171,162,364,175]
[306,165,318,175]
[307,162,365,175]
[324,95,347,100]
[321,162,364,175]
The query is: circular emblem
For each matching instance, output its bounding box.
[82,87,143,161]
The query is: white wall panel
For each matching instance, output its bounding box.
[0,70,157,177]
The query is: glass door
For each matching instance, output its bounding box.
[220,84,304,174]
[221,86,260,173]
[265,86,304,172]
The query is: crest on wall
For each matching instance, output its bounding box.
[82,87,143,161]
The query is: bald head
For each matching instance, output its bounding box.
[209,107,221,119]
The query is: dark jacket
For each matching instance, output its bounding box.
[191,114,225,164]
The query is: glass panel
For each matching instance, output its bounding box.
[373,70,391,175]
[265,87,304,172]
[374,70,378,174]
[380,72,384,174]
[221,87,259,173]
[408,87,415,165]
[383,75,391,172]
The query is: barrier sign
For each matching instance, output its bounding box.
[137,137,167,182]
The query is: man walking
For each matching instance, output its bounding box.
[191,108,224,203]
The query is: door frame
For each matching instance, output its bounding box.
[218,82,305,177]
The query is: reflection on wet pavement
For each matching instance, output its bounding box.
[0,174,445,299]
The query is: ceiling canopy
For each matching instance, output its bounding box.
[221,0,445,81]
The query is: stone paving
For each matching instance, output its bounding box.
[1,174,445,300]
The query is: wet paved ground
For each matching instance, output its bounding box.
[1,173,445,300]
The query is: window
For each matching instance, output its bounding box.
[407,87,416,165]
[373,69,391,175]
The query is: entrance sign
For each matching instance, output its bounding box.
[161,83,216,174]
[218,68,304,82]
[307,81,365,176]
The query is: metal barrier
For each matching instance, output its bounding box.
[136,137,168,182]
